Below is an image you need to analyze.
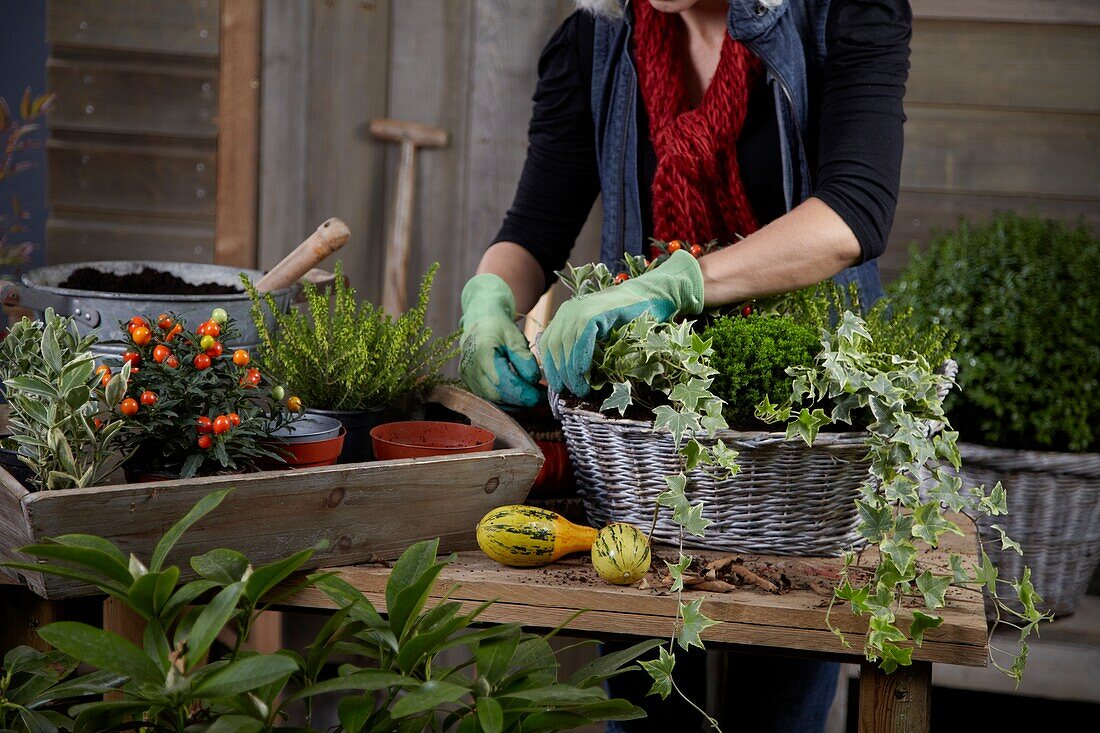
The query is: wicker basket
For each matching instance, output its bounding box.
[957,442,1100,617]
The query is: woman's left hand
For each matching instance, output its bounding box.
[540,249,705,397]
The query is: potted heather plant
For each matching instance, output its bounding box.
[891,212,1100,615]
[245,261,458,462]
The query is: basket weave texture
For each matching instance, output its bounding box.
[957,442,1100,616]
[557,403,869,557]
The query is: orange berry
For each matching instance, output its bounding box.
[153,345,171,363]
[120,398,139,416]
[232,349,250,367]
[139,390,157,406]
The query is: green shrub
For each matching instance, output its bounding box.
[890,213,1100,452]
[246,262,458,412]
[702,315,819,428]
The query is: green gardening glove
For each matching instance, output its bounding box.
[459,273,542,407]
[541,249,705,397]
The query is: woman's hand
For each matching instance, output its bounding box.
[459,273,542,407]
[541,249,704,397]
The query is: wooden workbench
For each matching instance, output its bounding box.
[1,522,988,733]
[278,526,988,733]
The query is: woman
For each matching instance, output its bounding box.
[460,0,911,729]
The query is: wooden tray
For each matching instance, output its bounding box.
[0,386,542,599]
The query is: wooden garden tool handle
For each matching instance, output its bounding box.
[255,218,350,293]
[371,119,448,314]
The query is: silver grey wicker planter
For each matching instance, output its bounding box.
[957,442,1100,617]
[556,402,869,557]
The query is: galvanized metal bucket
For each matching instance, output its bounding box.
[0,261,293,355]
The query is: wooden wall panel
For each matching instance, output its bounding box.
[901,105,1099,198]
[49,140,216,219]
[908,20,1100,113]
[912,0,1100,25]
[47,58,219,139]
[48,0,220,56]
[46,216,215,265]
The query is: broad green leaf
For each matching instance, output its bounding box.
[477,697,504,733]
[638,646,676,699]
[37,622,161,686]
[284,670,411,704]
[677,598,718,650]
[566,638,664,688]
[498,685,605,705]
[245,547,316,603]
[664,555,692,593]
[600,382,632,416]
[206,716,264,733]
[128,568,180,620]
[313,574,385,627]
[4,375,56,398]
[184,581,244,670]
[386,539,447,639]
[878,642,913,674]
[476,631,520,685]
[0,561,129,599]
[915,571,951,611]
[18,708,57,733]
[191,548,251,585]
[390,679,469,718]
[150,489,231,572]
[193,654,299,698]
[52,535,127,569]
[338,695,375,733]
[31,669,127,706]
[909,610,942,645]
[656,473,688,511]
[160,579,218,624]
[142,619,170,674]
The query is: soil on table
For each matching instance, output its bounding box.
[59,267,241,295]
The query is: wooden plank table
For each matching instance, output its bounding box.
[278,524,989,733]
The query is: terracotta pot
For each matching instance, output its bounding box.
[370,421,495,460]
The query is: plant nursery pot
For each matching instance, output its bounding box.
[306,406,389,463]
[266,413,346,469]
[370,420,495,461]
[0,442,34,488]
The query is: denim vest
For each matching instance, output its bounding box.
[590,0,884,303]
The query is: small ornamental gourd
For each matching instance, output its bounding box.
[476,505,597,567]
[592,523,651,585]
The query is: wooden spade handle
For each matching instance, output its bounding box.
[255,218,350,293]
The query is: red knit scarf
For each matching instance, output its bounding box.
[632,1,763,249]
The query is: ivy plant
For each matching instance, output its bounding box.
[758,312,1049,677]
[0,490,656,732]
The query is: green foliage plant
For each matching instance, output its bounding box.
[0,490,656,733]
[701,315,818,428]
[0,309,130,490]
[110,312,297,479]
[758,312,1049,679]
[245,262,458,413]
[1,89,55,269]
[890,213,1099,452]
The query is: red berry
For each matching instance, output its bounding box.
[196,416,213,434]
[212,415,231,435]
[666,240,683,254]
[196,320,221,338]
[127,317,148,335]
[153,345,171,363]
[228,412,241,427]
[131,326,151,346]
[139,390,157,406]
[741,304,753,317]
[166,355,180,369]
[122,351,141,367]
[197,435,212,450]
[120,398,139,416]
[614,272,630,284]
[156,314,173,330]
[690,244,704,257]
[205,341,224,358]
[193,353,212,370]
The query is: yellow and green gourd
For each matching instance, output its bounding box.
[591,523,651,585]
[476,505,598,567]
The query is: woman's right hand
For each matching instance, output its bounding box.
[459,273,543,407]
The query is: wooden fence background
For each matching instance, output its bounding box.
[43,0,1100,332]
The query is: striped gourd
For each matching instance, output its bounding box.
[592,523,651,585]
[476,505,597,567]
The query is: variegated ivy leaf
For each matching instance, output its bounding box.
[638,646,676,699]
[665,554,692,593]
[787,407,830,446]
[911,502,963,547]
[835,311,872,346]
[835,580,871,615]
[882,475,920,505]
[700,414,728,436]
[949,554,969,584]
[915,570,951,611]
[867,615,905,652]
[933,430,962,469]
[975,550,999,594]
[877,642,913,674]
[681,439,707,471]
[877,557,915,588]
[601,382,632,416]
[925,469,969,513]
[1011,567,1045,623]
[880,537,917,571]
[909,610,942,645]
[668,378,712,412]
[674,501,712,537]
[990,524,1022,556]
[652,405,701,448]
[677,598,718,651]
[856,500,893,543]
[979,482,1008,516]
[754,394,790,424]
[710,440,740,475]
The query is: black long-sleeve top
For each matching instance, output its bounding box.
[494,1,912,286]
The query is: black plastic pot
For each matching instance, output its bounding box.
[0,442,35,487]
[306,406,389,463]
